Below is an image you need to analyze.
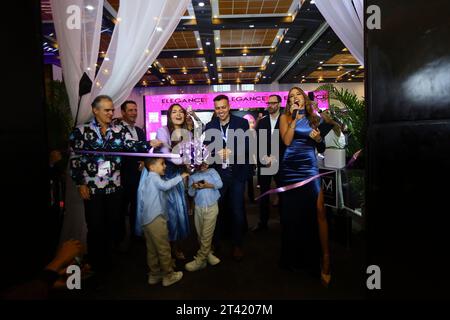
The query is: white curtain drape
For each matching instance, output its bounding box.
[315,0,364,66]
[50,0,104,121]
[79,0,190,124]
[51,0,104,245]
[52,0,189,244]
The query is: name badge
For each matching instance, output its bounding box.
[98,161,111,177]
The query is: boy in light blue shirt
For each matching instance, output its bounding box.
[136,157,189,286]
[185,163,223,272]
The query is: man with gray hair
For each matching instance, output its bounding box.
[69,95,150,281]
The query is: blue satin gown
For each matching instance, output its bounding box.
[164,161,190,242]
[279,117,324,274]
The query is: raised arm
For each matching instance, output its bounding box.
[279,114,297,146]
[153,174,183,191]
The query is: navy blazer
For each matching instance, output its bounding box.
[204,114,250,182]
[121,124,146,187]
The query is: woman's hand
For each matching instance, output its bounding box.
[150,139,163,148]
[309,128,322,143]
[290,103,304,121]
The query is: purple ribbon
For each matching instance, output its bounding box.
[255,149,362,200]
[74,149,181,159]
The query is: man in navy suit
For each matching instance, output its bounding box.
[116,100,147,245]
[204,94,250,261]
[254,94,285,232]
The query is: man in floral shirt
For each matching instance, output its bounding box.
[69,95,150,276]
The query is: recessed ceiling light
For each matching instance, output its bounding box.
[302,75,305,78]
[173,55,177,58]
[285,40,290,43]
[198,2,205,7]
[263,76,266,79]
[243,53,247,56]
[300,41,304,44]
[320,61,324,64]
[249,25,254,28]
[212,78,216,80]
[205,41,211,45]
[271,62,275,64]
[210,63,214,66]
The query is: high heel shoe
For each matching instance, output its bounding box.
[321,271,331,287]
[321,254,331,287]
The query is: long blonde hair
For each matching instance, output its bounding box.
[284,87,320,129]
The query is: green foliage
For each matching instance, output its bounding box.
[315,84,365,157]
[46,80,73,150]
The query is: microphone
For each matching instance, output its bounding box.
[291,101,305,119]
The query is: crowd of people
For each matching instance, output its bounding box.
[64,88,342,289]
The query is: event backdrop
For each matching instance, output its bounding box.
[144,90,329,140]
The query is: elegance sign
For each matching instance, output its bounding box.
[144,90,329,140]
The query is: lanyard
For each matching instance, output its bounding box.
[220,123,229,142]
[220,123,230,168]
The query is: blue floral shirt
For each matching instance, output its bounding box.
[69,118,150,195]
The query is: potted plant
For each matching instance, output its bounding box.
[46,80,73,152]
[314,84,365,164]
[315,84,366,216]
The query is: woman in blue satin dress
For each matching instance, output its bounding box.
[154,104,191,260]
[279,87,331,286]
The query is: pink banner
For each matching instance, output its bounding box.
[144,91,329,140]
